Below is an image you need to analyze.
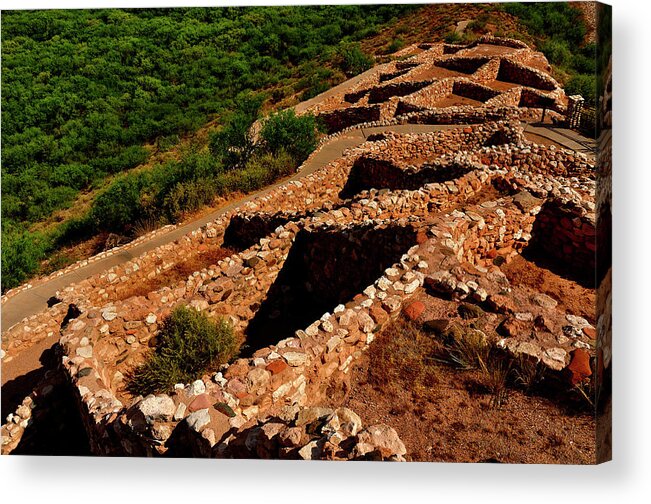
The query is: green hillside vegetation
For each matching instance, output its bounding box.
[1,5,412,291]
[501,2,596,105]
[1,4,597,292]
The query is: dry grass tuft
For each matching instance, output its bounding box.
[367,318,441,401]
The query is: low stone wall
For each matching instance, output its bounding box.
[343,156,477,195]
[319,105,382,134]
[214,406,406,461]
[394,79,454,111]
[1,303,67,362]
[397,106,520,125]
[453,80,501,102]
[436,56,490,75]
[472,143,594,179]
[368,80,434,104]
[223,211,310,251]
[470,58,500,84]
[530,199,597,275]
[378,67,413,83]
[519,88,560,111]
[497,59,558,91]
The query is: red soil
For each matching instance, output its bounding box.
[407,65,464,81]
[115,246,237,301]
[433,93,485,108]
[461,44,518,58]
[501,253,596,324]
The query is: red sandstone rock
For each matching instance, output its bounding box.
[403,301,425,321]
[583,327,597,339]
[498,317,530,338]
[266,360,289,375]
[487,294,517,314]
[567,348,592,385]
[369,304,389,325]
[188,394,212,412]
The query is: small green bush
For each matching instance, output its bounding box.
[444,31,462,44]
[127,306,239,396]
[259,109,319,164]
[387,38,405,54]
[338,42,374,76]
[565,73,597,104]
[1,230,48,291]
[540,39,573,67]
[162,178,216,222]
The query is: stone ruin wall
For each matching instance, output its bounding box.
[305,36,568,135]
[49,154,592,457]
[532,200,597,275]
[1,122,590,363]
[2,114,598,458]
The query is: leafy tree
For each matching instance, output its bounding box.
[209,91,264,168]
[338,42,374,76]
[259,109,319,164]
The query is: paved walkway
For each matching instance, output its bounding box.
[0,124,454,334]
[525,123,596,158]
[0,123,594,335]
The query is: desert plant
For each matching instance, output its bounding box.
[259,109,320,164]
[478,352,512,408]
[338,42,374,76]
[131,216,162,238]
[387,38,405,54]
[367,319,440,400]
[439,325,490,370]
[512,354,547,393]
[126,306,239,396]
[444,31,463,44]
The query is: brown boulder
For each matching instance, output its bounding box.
[266,360,289,375]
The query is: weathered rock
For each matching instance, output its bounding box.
[567,348,592,384]
[186,409,211,432]
[138,395,176,423]
[458,303,484,320]
[355,424,406,459]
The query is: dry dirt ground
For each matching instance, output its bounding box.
[325,248,597,464]
[329,356,595,463]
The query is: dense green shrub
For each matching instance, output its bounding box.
[162,179,217,222]
[259,109,319,164]
[1,230,48,291]
[209,92,264,169]
[387,38,405,54]
[127,306,239,395]
[565,73,597,104]
[444,31,463,44]
[338,42,374,76]
[540,39,573,67]
[90,173,147,232]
